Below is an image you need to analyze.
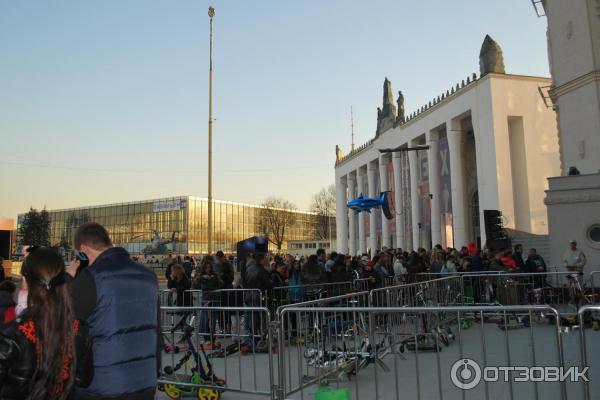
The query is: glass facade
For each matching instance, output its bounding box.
[18,196,335,254]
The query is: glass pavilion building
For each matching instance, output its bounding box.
[18,196,334,254]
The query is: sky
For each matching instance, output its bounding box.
[0,0,550,221]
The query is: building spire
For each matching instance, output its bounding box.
[479,34,506,76]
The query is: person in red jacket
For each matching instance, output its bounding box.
[501,249,517,270]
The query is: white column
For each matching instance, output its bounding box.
[367,163,378,254]
[427,131,442,247]
[408,149,420,250]
[447,121,468,249]
[379,156,391,249]
[335,175,348,254]
[392,153,405,249]
[356,169,367,254]
[347,174,357,255]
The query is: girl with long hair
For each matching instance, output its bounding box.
[169,264,192,307]
[0,247,79,400]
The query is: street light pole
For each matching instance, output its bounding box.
[207,6,215,255]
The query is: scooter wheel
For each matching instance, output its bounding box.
[398,344,405,353]
[164,384,181,399]
[197,388,221,400]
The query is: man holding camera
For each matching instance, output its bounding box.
[70,222,159,400]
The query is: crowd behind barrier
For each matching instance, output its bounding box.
[158,268,600,400]
[7,218,600,400]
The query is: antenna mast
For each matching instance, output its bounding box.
[351,106,355,152]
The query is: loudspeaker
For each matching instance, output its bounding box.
[0,231,11,260]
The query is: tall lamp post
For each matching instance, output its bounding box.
[207,6,215,255]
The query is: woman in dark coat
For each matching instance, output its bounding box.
[330,254,352,295]
[300,255,327,300]
[169,264,192,307]
[196,258,222,342]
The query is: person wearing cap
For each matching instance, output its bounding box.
[563,240,586,273]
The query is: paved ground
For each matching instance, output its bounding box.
[156,321,599,400]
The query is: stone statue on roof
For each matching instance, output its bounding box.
[335,145,344,162]
[381,78,397,120]
[396,90,405,123]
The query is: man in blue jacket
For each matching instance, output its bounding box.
[71,222,159,400]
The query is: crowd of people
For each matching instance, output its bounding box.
[0,217,589,400]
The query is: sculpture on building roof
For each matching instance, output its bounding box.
[335,145,344,163]
[396,91,405,123]
[381,78,396,119]
[479,34,505,76]
[376,78,397,135]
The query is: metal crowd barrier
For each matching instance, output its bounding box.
[157,274,600,399]
[578,304,600,400]
[159,305,276,399]
[160,289,174,307]
[416,271,598,310]
[268,281,355,313]
[353,278,375,292]
[369,276,464,308]
[276,305,582,400]
[184,288,262,308]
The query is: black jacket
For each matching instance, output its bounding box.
[172,276,192,307]
[330,264,352,284]
[0,313,91,400]
[244,264,273,293]
[513,253,526,272]
[219,261,235,290]
[300,263,326,286]
[194,271,222,293]
[525,255,546,273]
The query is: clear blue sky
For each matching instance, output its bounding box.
[0,0,550,221]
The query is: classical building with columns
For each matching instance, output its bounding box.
[335,36,561,255]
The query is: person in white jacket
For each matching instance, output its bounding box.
[563,240,587,273]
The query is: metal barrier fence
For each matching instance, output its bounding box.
[184,288,263,308]
[268,282,355,313]
[369,276,464,308]
[157,273,600,399]
[416,272,599,310]
[352,278,374,292]
[160,289,173,307]
[276,305,595,400]
[578,304,600,400]
[159,305,276,399]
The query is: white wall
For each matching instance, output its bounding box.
[489,75,560,234]
[545,0,600,175]
[545,0,597,86]
[546,174,600,273]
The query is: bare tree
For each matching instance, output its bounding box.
[259,197,298,250]
[310,184,336,240]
